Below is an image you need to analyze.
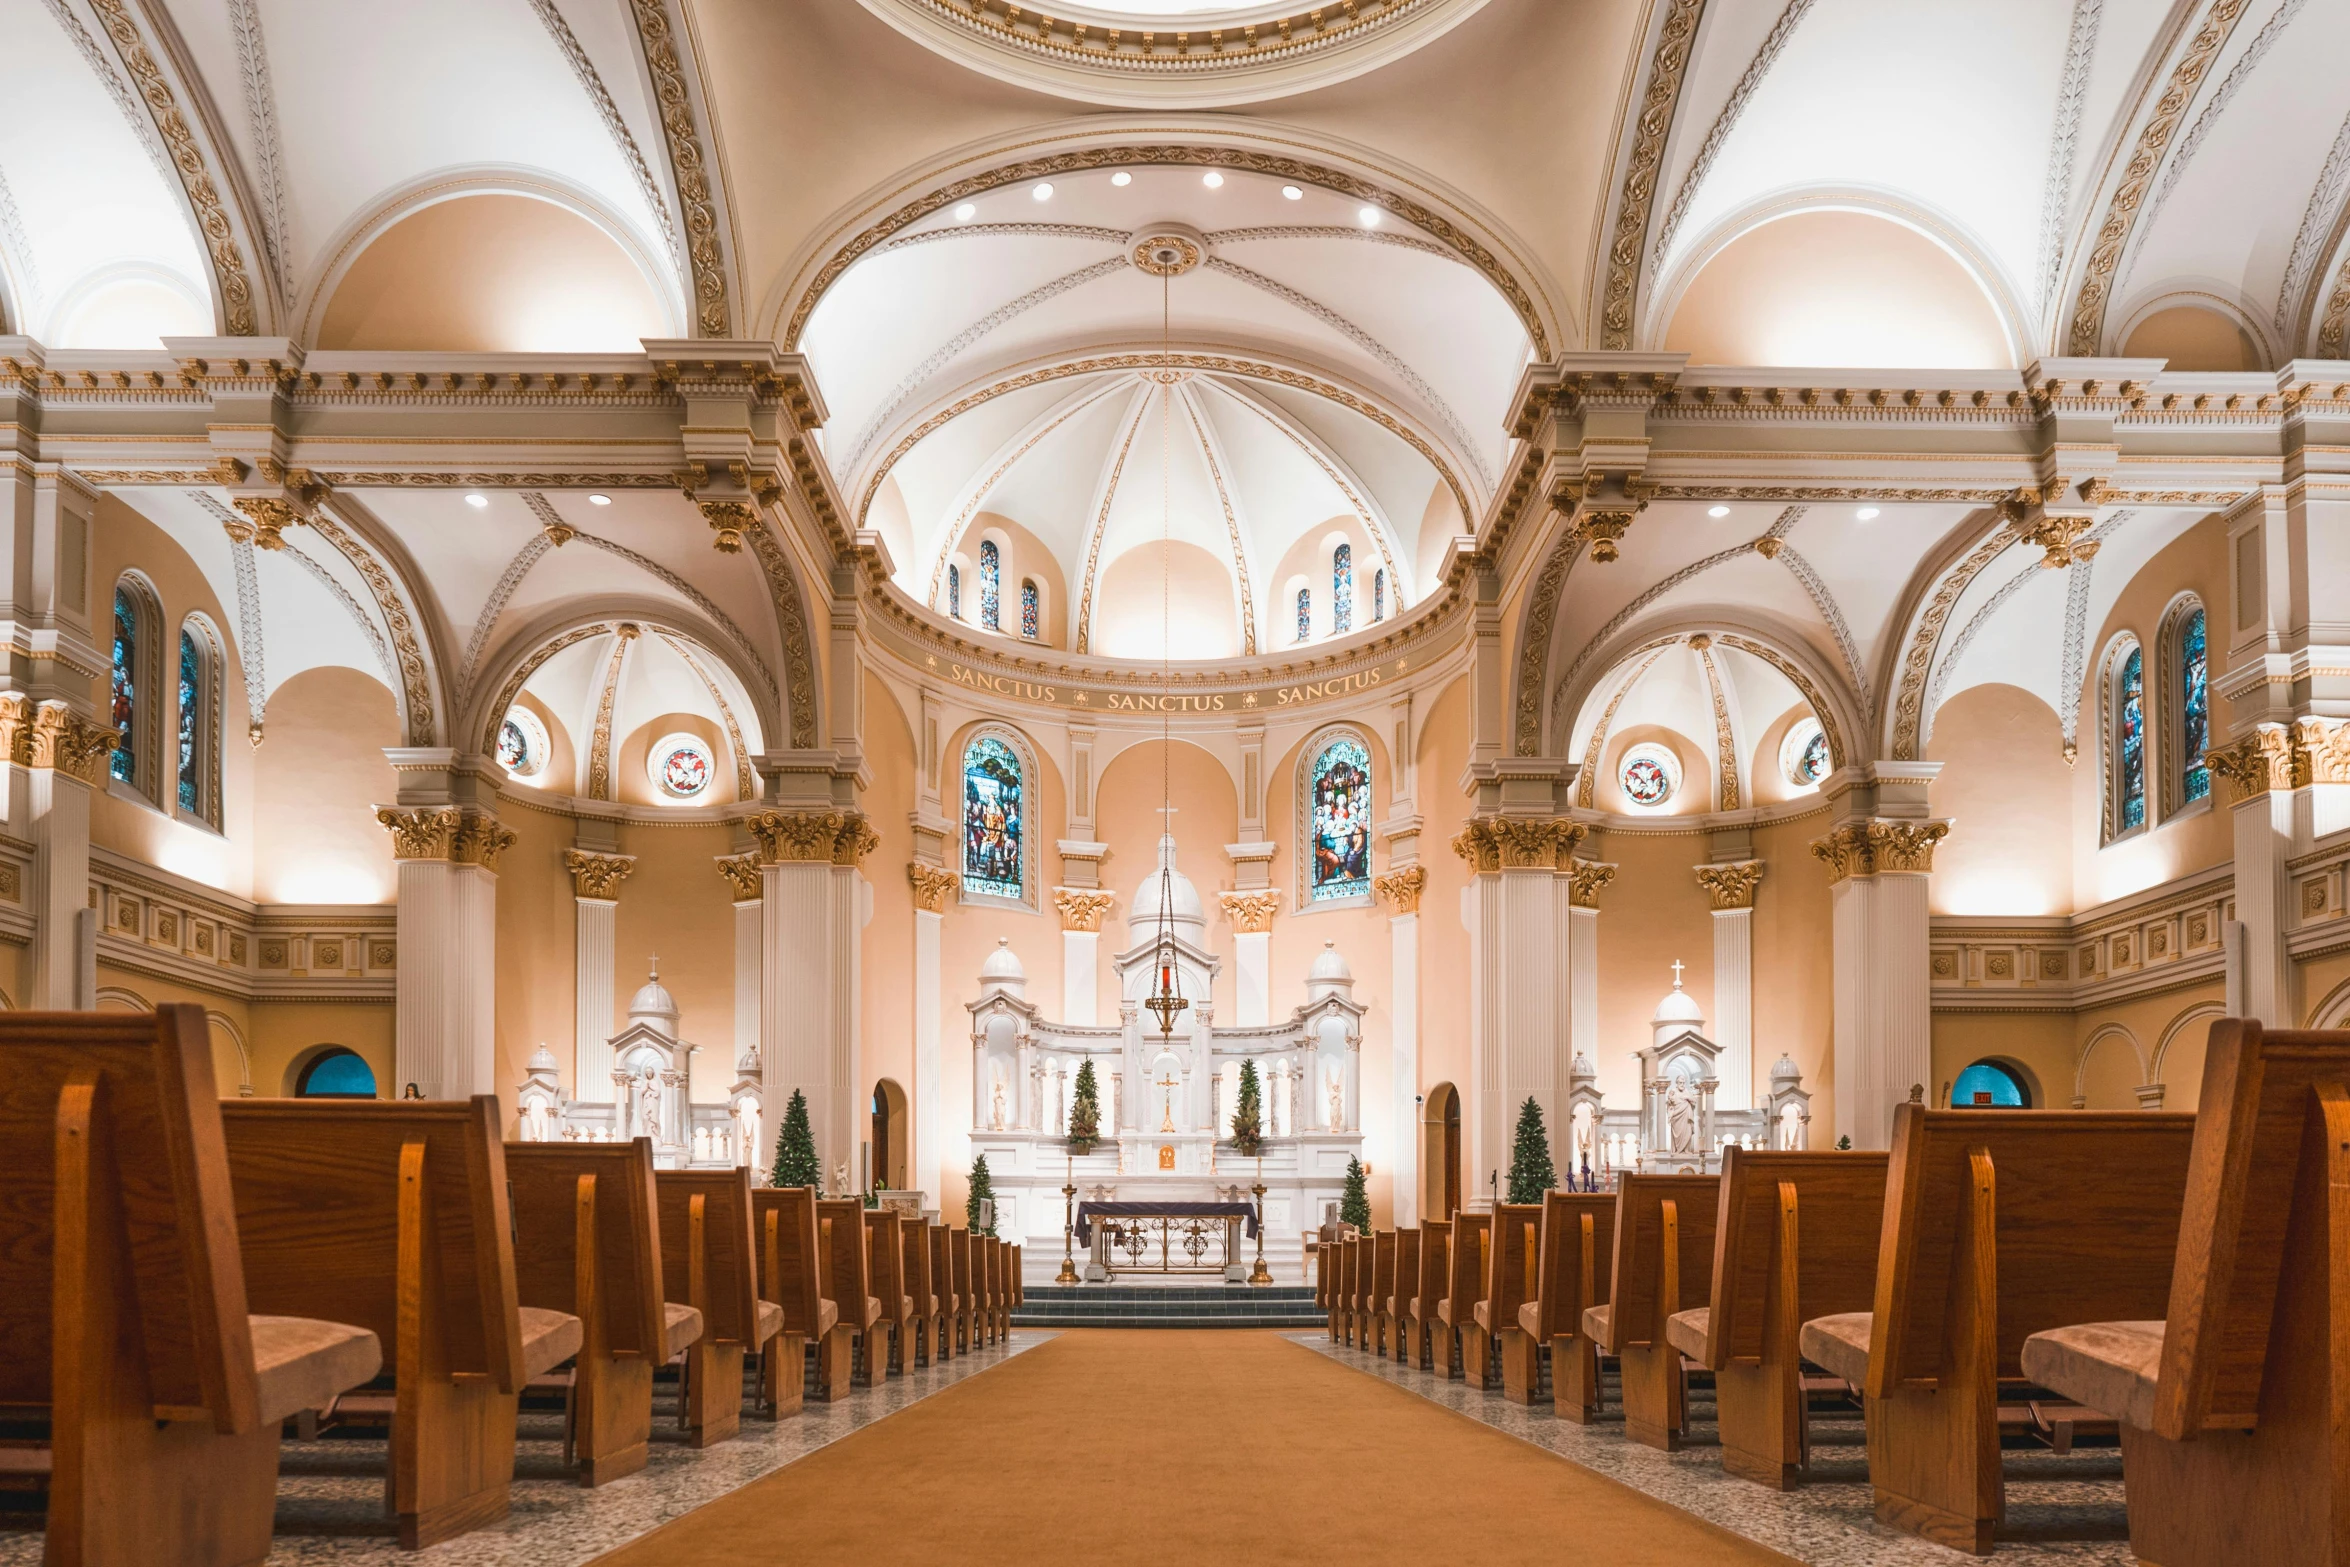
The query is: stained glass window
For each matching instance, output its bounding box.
[1798,729,1830,784]
[979,539,1001,631]
[1620,744,1679,807]
[1295,587,1310,643]
[1332,543,1353,634]
[2117,646,2145,832]
[1307,736,1372,901]
[650,734,713,799]
[177,629,199,813]
[1373,568,1386,623]
[2179,607,2208,804]
[947,564,961,619]
[1781,718,1829,788]
[110,589,136,783]
[962,735,1024,899]
[1021,579,1039,640]
[498,718,531,771]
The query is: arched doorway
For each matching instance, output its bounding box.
[1951,1058,2032,1108]
[871,1078,909,1192]
[293,1046,377,1099]
[1422,1083,1461,1218]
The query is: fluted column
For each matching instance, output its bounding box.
[378,800,515,1100]
[1219,889,1280,1026]
[1694,860,1764,1109]
[1810,812,1946,1149]
[1565,856,1615,1092]
[1454,816,1584,1206]
[5,699,111,1008]
[751,807,876,1192]
[909,863,958,1202]
[2208,726,2306,1024]
[1375,865,1427,1227]
[1054,888,1113,1025]
[563,850,635,1094]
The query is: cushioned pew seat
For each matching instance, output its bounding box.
[521,1307,585,1378]
[252,1315,384,1425]
[1581,1304,1611,1346]
[1664,1307,1710,1363]
[757,1299,785,1344]
[1517,1301,1541,1337]
[663,1303,706,1361]
[2019,1320,2165,1430]
[1798,1312,1870,1389]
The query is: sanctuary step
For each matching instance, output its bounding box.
[1011,1284,1324,1330]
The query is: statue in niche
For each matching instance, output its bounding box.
[733,1096,761,1170]
[1327,1065,1344,1132]
[522,1095,552,1143]
[989,1063,1008,1131]
[1665,1063,1698,1154]
[640,1066,664,1143]
[834,1160,850,1197]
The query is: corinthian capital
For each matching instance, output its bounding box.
[563,849,637,901]
[1810,820,1948,882]
[1054,888,1115,932]
[375,806,462,861]
[27,702,117,785]
[908,862,959,913]
[1373,865,1427,915]
[1219,889,1281,934]
[1694,859,1765,911]
[714,851,762,902]
[1565,858,1617,909]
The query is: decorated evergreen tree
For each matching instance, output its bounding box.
[1229,1059,1264,1156]
[1506,1096,1558,1203]
[1068,1058,1102,1154]
[966,1153,999,1237]
[770,1088,820,1191]
[1339,1155,1371,1234]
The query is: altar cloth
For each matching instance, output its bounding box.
[1073,1200,1260,1245]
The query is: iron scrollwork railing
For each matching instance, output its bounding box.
[1096,1214,1241,1278]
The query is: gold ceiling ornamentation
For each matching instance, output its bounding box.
[1511,518,1579,757]
[1600,0,1705,350]
[2319,250,2350,358]
[479,624,608,753]
[1219,889,1282,934]
[562,849,637,901]
[2066,0,2251,355]
[627,0,730,335]
[584,624,638,802]
[1714,634,1847,777]
[1810,819,1948,884]
[714,851,763,903]
[741,518,821,750]
[1130,228,1205,277]
[306,506,439,748]
[1054,887,1116,932]
[660,633,758,802]
[1574,647,1668,807]
[1692,641,1741,812]
[898,0,1439,69]
[1694,859,1765,911]
[1372,865,1427,915]
[1889,518,2015,761]
[1566,858,1618,909]
[909,862,960,912]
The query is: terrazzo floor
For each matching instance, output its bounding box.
[0,1332,1049,1566]
[1293,1333,2136,1567]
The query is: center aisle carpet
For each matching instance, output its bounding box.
[587,1331,1797,1566]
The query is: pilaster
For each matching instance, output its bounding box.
[1375,865,1427,1228]
[1218,886,1279,1026]
[1810,777,1946,1149]
[908,861,957,1199]
[1054,886,1113,1024]
[1694,860,1764,1109]
[749,803,877,1190]
[563,849,635,1093]
[376,796,514,1100]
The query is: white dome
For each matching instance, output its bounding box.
[1127,833,1206,943]
[1651,965,1703,1045]
[1770,1052,1804,1086]
[527,1043,558,1072]
[627,963,679,1036]
[1308,941,1352,982]
[979,937,1027,996]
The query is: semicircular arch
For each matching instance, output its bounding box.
[465,603,779,764]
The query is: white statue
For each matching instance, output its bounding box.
[833,1159,850,1197]
[639,1067,664,1144]
[733,1096,761,1169]
[1665,1067,1698,1154]
[1327,1065,1344,1132]
[522,1095,552,1143]
[990,1069,1007,1131]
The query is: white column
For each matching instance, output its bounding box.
[1457,820,1577,1209]
[1218,882,1277,1028]
[563,850,633,1093]
[1378,866,1425,1228]
[910,863,955,1204]
[22,710,100,1008]
[383,809,508,1101]
[1062,929,1098,1023]
[1815,821,1942,1149]
[1565,862,1611,1074]
[752,808,873,1194]
[1233,932,1271,1026]
[2219,731,2297,1025]
[1696,861,1763,1110]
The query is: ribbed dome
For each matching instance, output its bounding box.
[979,937,1027,996]
[1305,940,1354,1002]
[627,962,679,1037]
[1127,834,1206,943]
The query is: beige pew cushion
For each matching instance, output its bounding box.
[2021,1321,2165,1430]
[816,1297,839,1337]
[1665,1307,1710,1365]
[251,1315,382,1425]
[1437,1298,1459,1328]
[663,1302,704,1360]
[1517,1300,1541,1338]
[1799,1312,1871,1390]
[1581,1303,1612,1351]
[755,1299,784,1345]
[520,1307,585,1379]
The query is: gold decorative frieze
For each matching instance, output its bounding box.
[562,849,637,901]
[1694,859,1765,911]
[1373,865,1427,915]
[1566,858,1618,910]
[714,851,763,902]
[1054,887,1115,931]
[1600,0,1703,349]
[1219,889,1281,934]
[628,0,730,335]
[909,862,959,913]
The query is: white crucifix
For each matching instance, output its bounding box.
[1151,1050,1183,1134]
[1670,958,1686,987]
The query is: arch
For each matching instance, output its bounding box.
[958,723,1037,910]
[2099,632,2147,844]
[871,1078,910,1191]
[1298,724,1375,910]
[45,262,212,349]
[2159,593,2211,818]
[290,1045,379,1099]
[2152,1001,2229,1106]
[175,612,225,827]
[93,985,151,1012]
[109,571,166,804]
[307,497,454,750]
[2115,287,2277,372]
[2311,975,2350,1031]
[293,167,685,348]
[1953,1057,2037,1109]
[205,1010,251,1097]
[1421,1083,1462,1219]
[2074,1024,2148,1107]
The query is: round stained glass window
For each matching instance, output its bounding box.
[497,708,548,779]
[1780,718,1830,790]
[650,733,714,800]
[1618,744,1679,807]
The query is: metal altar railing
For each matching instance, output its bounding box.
[1092,1214,1242,1278]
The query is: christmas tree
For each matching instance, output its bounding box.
[1506,1096,1558,1203]
[966,1153,999,1237]
[1339,1154,1371,1234]
[1229,1059,1264,1156]
[1068,1058,1102,1153]
[770,1088,820,1191]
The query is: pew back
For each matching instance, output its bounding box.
[505,1140,666,1358]
[1371,1230,1396,1308]
[930,1224,956,1312]
[1416,1220,1451,1323]
[864,1210,907,1327]
[222,1097,523,1390]
[820,1199,879,1332]
[1530,1194,1615,1341]
[1445,1212,1491,1322]
[1608,1175,1720,1350]
[1708,1149,1887,1365]
[950,1226,973,1319]
[1485,1202,1542,1330]
[749,1187,826,1337]
[901,1216,934,1315]
[1392,1228,1422,1309]
[1870,1106,2194,1395]
[655,1170,761,1346]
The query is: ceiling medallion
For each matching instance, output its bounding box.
[1130,224,1206,277]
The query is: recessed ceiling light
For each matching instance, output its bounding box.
[1707,505,1730,519]
[1030,182,1054,202]
[1110,171,1132,187]
[1281,185,1303,201]
[464,493,488,509]
[1357,205,1381,228]
[1857,506,1881,521]
[953,202,977,221]
[588,493,612,507]
[1201,170,1224,189]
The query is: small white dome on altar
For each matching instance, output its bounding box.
[528,1043,558,1072]
[1306,940,1353,1000]
[1569,1049,1596,1083]
[980,937,1026,996]
[627,961,679,1037]
[1651,963,1703,1044]
[1127,832,1205,943]
[1770,1052,1803,1087]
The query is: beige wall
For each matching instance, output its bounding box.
[252,667,401,906]
[1413,674,1473,1223]
[1928,683,2073,918]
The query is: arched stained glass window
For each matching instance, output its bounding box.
[2116,646,2146,833]
[1021,579,1039,640]
[2178,607,2208,804]
[177,629,200,813]
[1306,735,1372,902]
[1373,568,1386,623]
[979,539,1001,631]
[962,735,1024,900]
[110,589,137,783]
[1332,543,1353,634]
[1295,588,1311,643]
[947,563,961,619]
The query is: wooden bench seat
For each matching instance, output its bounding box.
[1797,1312,1871,1391]
[1592,1173,1718,1449]
[821,1199,885,1392]
[900,1216,938,1367]
[1388,1228,1422,1366]
[1436,1211,1492,1382]
[663,1303,706,1360]
[2019,1020,2350,1567]
[1686,1148,1889,1488]
[749,1187,831,1416]
[863,1210,913,1375]
[1369,1231,1397,1356]
[927,1221,958,1361]
[520,1308,584,1375]
[1478,1203,1541,1403]
[1412,1221,1450,1371]
[1843,1104,2194,1554]
[0,1007,384,1567]
[1524,1193,1615,1422]
[655,1170,776,1448]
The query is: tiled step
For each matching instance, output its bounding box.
[1011,1282,1323,1328]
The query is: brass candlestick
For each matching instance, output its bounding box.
[1056,1149,1081,1285]
[1248,1155,1273,1286]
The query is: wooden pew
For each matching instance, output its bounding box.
[2020,1021,2350,1567]
[1522,1193,1615,1422]
[0,1007,381,1567]
[221,1095,561,1550]
[900,1216,937,1368]
[653,1169,777,1448]
[1480,1202,1542,1403]
[1814,1105,2193,1554]
[1436,1211,1492,1382]
[981,1236,1003,1343]
[1317,1235,1338,1337]
[1348,1234,1374,1349]
[506,1140,698,1484]
[949,1226,975,1353]
[1668,1148,1887,1488]
[970,1234,993,1348]
[749,1186,831,1416]
[1412,1220,1451,1371]
[819,1199,884,1393]
[1369,1230,1397,1355]
[1332,1235,1356,1345]
[929,1222,959,1360]
[863,1210,912,1375]
[1389,1228,1423,1365]
[1587,1174,1717,1449]
[1010,1243,1023,1316]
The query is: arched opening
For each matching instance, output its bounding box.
[295,1047,378,1099]
[1951,1059,2032,1109]
[871,1078,909,1192]
[1422,1083,1461,1218]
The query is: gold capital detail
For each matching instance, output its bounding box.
[1219,889,1281,934]
[1373,866,1427,915]
[832,814,880,868]
[2207,726,2295,798]
[1694,859,1765,911]
[228,496,305,551]
[26,703,117,785]
[1810,820,1949,884]
[714,851,762,902]
[2296,717,2350,786]
[376,807,461,861]
[746,809,878,868]
[451,815,519,871]
[1054,888,1116,932]
[1453,817,1588,873]
[563,849,636,901]
[909,863,959,913]
[699,499,756,553]
[1566,859,1617,909]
